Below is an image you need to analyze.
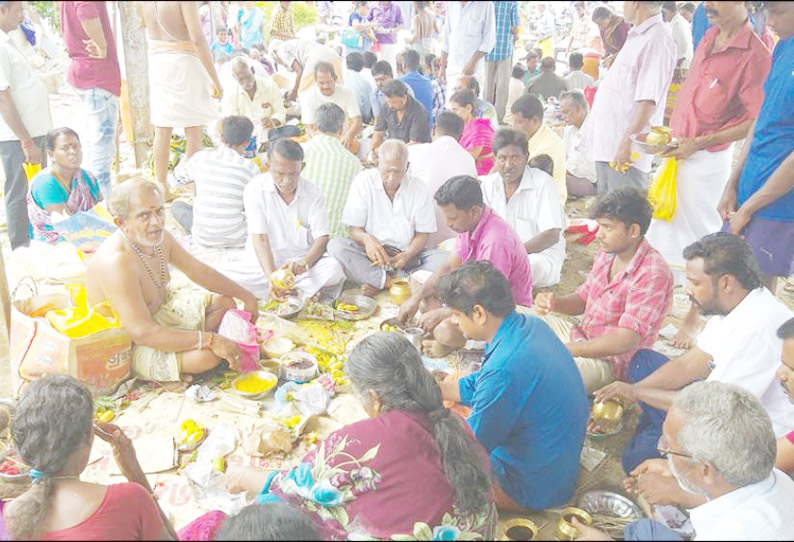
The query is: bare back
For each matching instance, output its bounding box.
[140,1,192,42]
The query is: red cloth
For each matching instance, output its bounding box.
[60,1,121,96]
[459,118,495,175]
[573,238,674,379]
[455,206,533,307]
[787,429,794,446]
[669,21,771,152]
[42,483,165,541]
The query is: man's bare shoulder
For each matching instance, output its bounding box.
[89,235,136,274]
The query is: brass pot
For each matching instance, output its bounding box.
[591,400,624,432]
[500,518,539,541]
[646,126,672,146]
[389,278,412,306]
[556,507,593,541]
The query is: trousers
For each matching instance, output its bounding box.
[76,87,119,200]
[595,161,649,195]
[0,136,46,249]
[485,58,512,121]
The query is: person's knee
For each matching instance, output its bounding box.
[211,294,237,313]
[182,351,223,375]
[433,319,465,348]
[628,349,667,384]
[327,237,352,259]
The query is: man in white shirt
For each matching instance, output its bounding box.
[300,61,362,152]
[220,139,344,299]
[575,381,794,541]
[439,1,496,106]
[0,1,51,249]
[481,128,565,288]
[328,139,447,296]
[221,58,286,138]
[596,233,794,474]
[662,1,693,73]
[560,90,597,198]
[564,52,596,91]
[408,111,477,248]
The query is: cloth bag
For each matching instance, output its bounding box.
[341,28,364,48]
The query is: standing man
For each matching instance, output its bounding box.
[0,0,50,250]
[439,1,495,106]
[719,1,794,293]
[662,1,693,75]
[579,1,676,194]
[270,1,295,41]
[484,0,518,122]
[647,1,772,349]
[397,48,434,130]
[61,1,120,200]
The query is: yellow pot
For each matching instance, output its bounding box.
[646,126,672,146]
[389,278,412,306]
[556,507,593,541]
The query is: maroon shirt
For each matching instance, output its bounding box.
[61,1,121,96]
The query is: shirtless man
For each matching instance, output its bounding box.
[87,178,258,382]
[139,1,222,201]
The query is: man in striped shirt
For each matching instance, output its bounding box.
[173,116,260,248]
[302,103,363,238]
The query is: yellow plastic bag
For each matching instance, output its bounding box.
[44,284,121,338]
[23,162,41,183]
[648,157,678,222]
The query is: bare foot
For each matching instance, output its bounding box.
[163,188,177,203]
[360,283,380,297]
[421,339,455,358]
[669,327,695,349]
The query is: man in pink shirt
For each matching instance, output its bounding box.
[61,1,121,199]
[578,1,676,194]
[398,175,531,354]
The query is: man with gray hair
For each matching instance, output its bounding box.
[86,178,258,382]
[560,90,597,198]
[302,103,362,238]
[575,381,794,541]
[328,139,447,296]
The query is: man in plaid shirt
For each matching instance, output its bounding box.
[534,188,673,393]
[485,0,519,122]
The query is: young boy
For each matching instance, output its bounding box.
[211,27,234,61]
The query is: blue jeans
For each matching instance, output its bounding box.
[621,349,669,474]
[625,519,683,540]
[77,87,119,200]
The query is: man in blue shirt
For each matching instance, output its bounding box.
[719,2,794,292]
[370,60,414,127]
[690,1,712,50]
[436,261,588,510]
[397,48,434,131]
[485,0,519,122]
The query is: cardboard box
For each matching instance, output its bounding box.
[9,293,132,396]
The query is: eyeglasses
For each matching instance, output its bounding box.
[656,435,693,459]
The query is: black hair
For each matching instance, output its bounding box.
[45,127,80,152]
[662,1,677,13]
[216,26,228,34]
[592,6,613,21]
[777,317,794,340]
[569,51,584,69]
[436,261,516,317]
[681,3,696,14]
[682,233,764,291]
[540,56,555,71]
[450,88,476,110]
[372,59,393,78]
[512,63,526,79]
[435,111,465,140]
[529,153,554,177]
[363,51,378,69]
[313,60,337,79]
[216,503,320,541]
[400,48,421,71]
[315,103,345,134]
[590,186,653,235]
[383,79,409,98]
[462,76,480,97]
[268,137,304,162]
[510,93,543,121]
[424,53,437,72]
[346,52,365,72]
[221,116,254,147]
[434,175,484,210]
[492,127,528,158]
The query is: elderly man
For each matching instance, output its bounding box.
[221,139,344,300]
[579,1,676,194]
[481,128,565,289]
[0,0,50,250]
[647,1,772,349]
[272,38,343,102]
[86,178,257,382]
[560,90,597,198]
[526,57,568,100]
[221,57,286,136]
[436,261,588,511]
[455,76,499,131]
[302,104,362,238]
[596,233,794,473]
[300,62,362,151]
[484,0,519,122]
[439,0,496,105]
[371,80,430,153]
[408,111,477,248]
[576,381,794,541]
[510,94,567,204]
[328,139,446,296]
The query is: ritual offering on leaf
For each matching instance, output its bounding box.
[178,419,207,452]
[335,301,359,314]
[261,297,304,319]
[270,268,296,291]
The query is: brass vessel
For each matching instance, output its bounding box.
[556,507,593,541]
[646,126,672,146]
[389,278,412,305]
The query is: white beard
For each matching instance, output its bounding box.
[668,454,708,498]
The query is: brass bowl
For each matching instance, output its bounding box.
[557,507,593,541]
[592,400,624,433]
[499,518,539,541]
[646,126,672,146]
[389,278,412,306]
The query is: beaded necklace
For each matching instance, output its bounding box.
[121,232,168,294]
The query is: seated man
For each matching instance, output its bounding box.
[86,178,257,382]
[595,233,794,473]
[511,94,568,204]
[300,62,362,151]
[221,57,287,135]
[560,90,597,199]
[398,176,532,353]
[327,139,447,296]
[371,80,430,153]
[397,48,435,130]
[409,111,477,248]
[343,52,373,125]
[526,56,569,99]
[455,75,499,131]
[436,261,588,510]
[575,381,794,541]
[302,104,362,239]
[535,188,673,394]
[481,128,566,288]
[369,60,415,128]
[220,139,345,299]
[172,116,261,248]
[564,52,595,91]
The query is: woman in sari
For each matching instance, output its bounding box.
[450,89,495,175]
[27,128,102,244]
[225,333,496,541]
[592,6,630,66]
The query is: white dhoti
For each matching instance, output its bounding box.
[445,60,486,107]
[221,252,345,300]
[529,252,563,288]
[646,147,733,286]
[148,40,219,128]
